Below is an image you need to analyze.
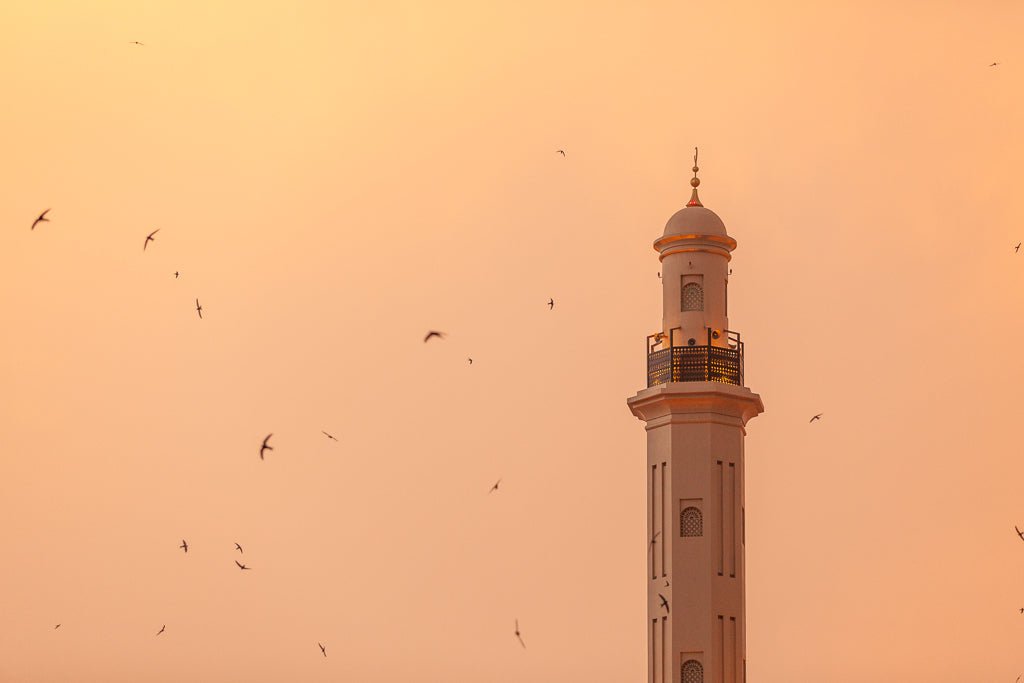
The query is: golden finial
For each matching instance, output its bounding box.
[686,146,703,207]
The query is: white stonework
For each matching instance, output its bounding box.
[628,189,763,683]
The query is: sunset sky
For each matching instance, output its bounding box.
[2,1,1024,681]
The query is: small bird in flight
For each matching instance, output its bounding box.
[174,271,180,278]
[649,530,661,550]
[514,619,526,648]
[235,543,243,554]
[195,299,203,319]
[31,209,50,230]
[547,298,555,310]
[468,357,473,365]
[259,434,273,460]
[990,62,1000,66]
[1015,242,1021,253]
[664,579,670,587]
[156,625,165,636]
[556,150,566,157]
[318,642,327,657]
[1015,525,1024,541]
[322,430,338,441]
[489,478,502,493]
[657,272,661,279]
[54,624,61,630]
[129,41,145,46]
[658,593,670,613]
[235,560,251,570]
[424,331,445,343]
[143,229,160,250]
[809,413,823,423]
[1019,607,1023,614]
[180,539,188,553]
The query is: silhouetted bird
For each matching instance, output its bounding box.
[657,272,661,279]
[174,271,179,278]
[1015,525,1024,541]
[424,331,445,343]
[235,560,251,570]
[156,625,165,636]
[31,209,50,230]
[1019,607,1023,614]
[318,642,327,657]
[664,579,670,588]
[129,41,145,46]
[259,434,273,460]
[514,619,526,648]
[143,229,159,250]
[649,530,661,549]
[54,624,60,629]
[180,539,188,553]
[468,357,473,365]
[548,298,554,310]
[1016,242,1021,253]
[489,478,501,493]
[990,62,1000,66]
[195,299,203,319]
[322,431,338,441]
[235,543,243,554]
[729,268,733,274]
[809,413,823,423]
[658,593,670,613]
[556,150,566,157]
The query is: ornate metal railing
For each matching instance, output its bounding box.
[646,329,744,387]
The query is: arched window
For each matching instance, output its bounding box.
[682,283,704,311]
[682,659,703,683]
[680,507,702,537]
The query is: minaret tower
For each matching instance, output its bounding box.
[628,151,763,683]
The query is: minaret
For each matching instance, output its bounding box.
[627,151,763,683]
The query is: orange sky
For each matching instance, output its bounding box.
[2,1,1024,681]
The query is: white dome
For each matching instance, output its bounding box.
[664,205,728,237]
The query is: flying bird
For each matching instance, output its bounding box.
[547,298,554,310]
[156,625,165,636]
[195,299,203,319]
[658,593,670,613]
[489,478,502,493]
[129,41,145,46]
[31,209,50,230]
[556,150,566,157]
[235,560,251,570]
[1019,607,1023,614]
[664,579,670,587]
[179,539,188,553]
[318,642,327,657]
[54,624,61,630]
[1015,525,1024,541]
[259,434,273,460]
[424,331,445,343]
[1015,242,1021,253]
[235,543,243,554]
[174,271,180,278]
[809,413,823,423]
[514,619,526,648]
[322,430,338,441]
[468,357,473,365]
[143,229,160,250]
[649,530,661,549]
[657,272,661,279]
[990,62,1000,66]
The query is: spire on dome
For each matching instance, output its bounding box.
[686,147,703,207]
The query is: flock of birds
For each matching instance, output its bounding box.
[28,201,568,660]
[23,51,1017,675]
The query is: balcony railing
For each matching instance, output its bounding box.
[646,329,744,387]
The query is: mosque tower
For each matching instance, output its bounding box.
[627,151,764,683]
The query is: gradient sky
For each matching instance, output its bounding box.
[2,1,1024,681]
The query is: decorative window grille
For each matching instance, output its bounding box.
[680,507,702,537]
[682,283,704,311]
[682,659,703,683]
